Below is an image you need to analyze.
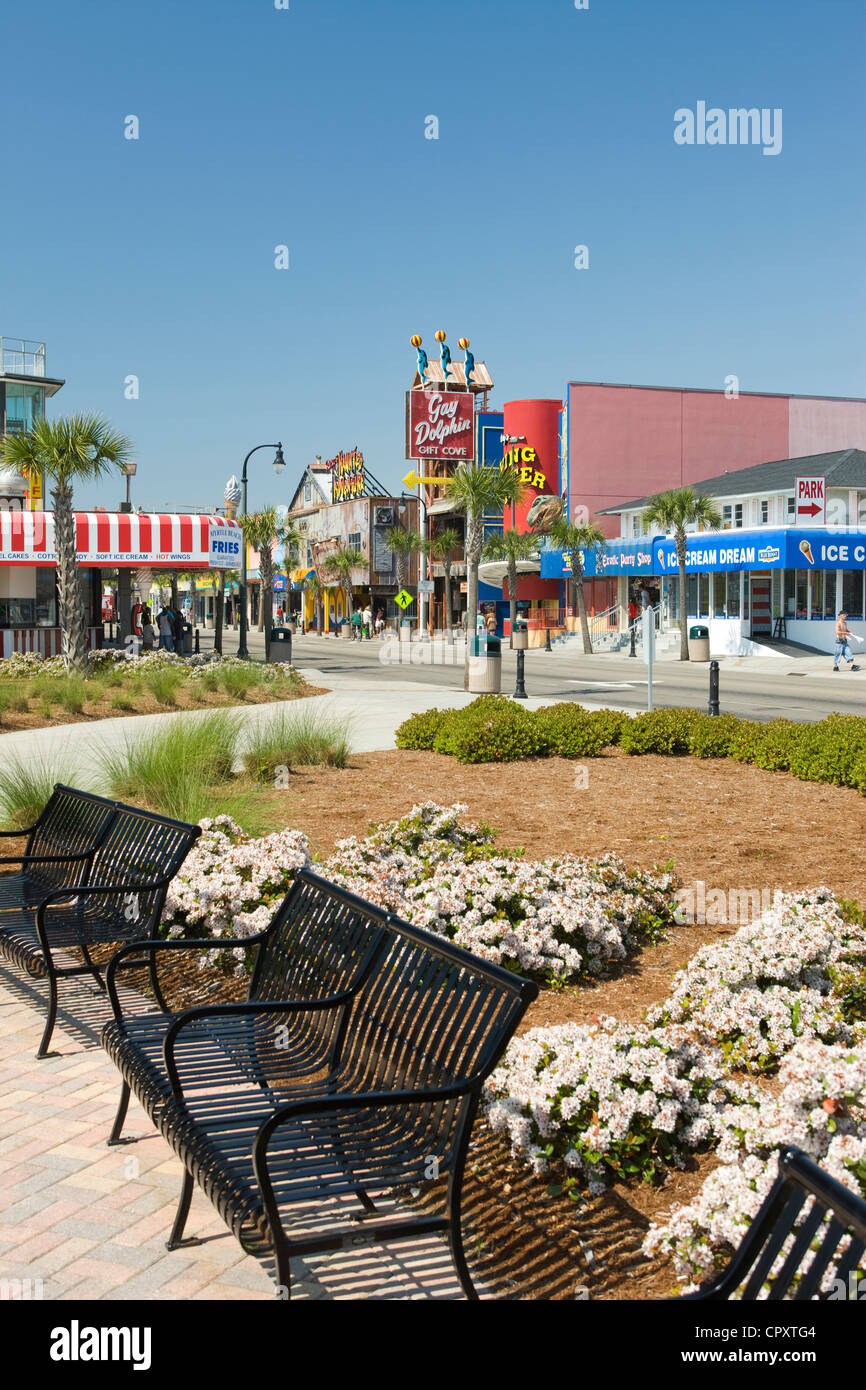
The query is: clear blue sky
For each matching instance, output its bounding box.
[3,0,864,510]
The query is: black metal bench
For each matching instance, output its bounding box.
[0,800,201,1057]
[102,868,537,1299]
[683,1147,866,1300]
[0,785,117,915]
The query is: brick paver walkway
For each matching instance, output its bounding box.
[0,959,468,1301]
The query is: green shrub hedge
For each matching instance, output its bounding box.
[393,700,866,794]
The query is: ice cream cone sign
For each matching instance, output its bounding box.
[799,539,814,565]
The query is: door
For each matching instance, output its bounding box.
[750,575,772,636]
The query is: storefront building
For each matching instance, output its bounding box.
[0,509,242,655]
[542,447,866,656]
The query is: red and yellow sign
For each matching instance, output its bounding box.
[500,445,547,491]
[326,448,366,502]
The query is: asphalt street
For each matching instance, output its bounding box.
[207,628,866,723]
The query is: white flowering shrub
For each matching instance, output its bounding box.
[160,815,310,972]
[647,892,866,1071]
[325,804,679,984]
[484,1017,754,1193]
[643,1038,866,1291]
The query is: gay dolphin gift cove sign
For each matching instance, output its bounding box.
[405,390,475,460]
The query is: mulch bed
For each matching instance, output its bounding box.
[0,678,324,732]
[6,748,864,1299]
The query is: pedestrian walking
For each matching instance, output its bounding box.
[276,605,284,625]
[833,612,862,672]
[485,610,496,635]
[362,604,373,639]
[141,608,155,652]
[374,608,384,636]
[350,609,363,640]
[157,607,175,652]
[171,605,185,653]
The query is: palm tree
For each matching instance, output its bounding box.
[482,529,540,645]
[445,464,525,685]
[323,544,367,624]
[385,526,423,592]
[304,571,333,634]
[240,508,302,653]
[423,527,461,639]
[212,567,238,655]
[641,487,721,660]
[546,516,606,654]
[1,415,133,672]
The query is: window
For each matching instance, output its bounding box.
[722,505,732,530]
[698,573,709,617]
[795,569,808,619]
[726,572,740,617]
[685,575,698,616]
[712,573,726,617]
[784,569,796,615]
[815,571,836,620]
[787,496,796,519]
[734,503,743,528]
[842,570,864,620]
[348,531,362,551]
[760,500,769,524]
[304,481,311,503]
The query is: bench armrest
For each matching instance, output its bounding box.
[252,1081,476,1197]
[105,932,271,1016]
[163,995,357,1099]
[0,823,39,839]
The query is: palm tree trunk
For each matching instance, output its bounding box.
[678,552,689,660]
[508,559,518,645]
[214,571,225,655]
[261,547,274,651]
[443,560,454,643]
[464,510,482,689]
[53,483,89,672]
[170,573,179,615]
[574,573,593,655]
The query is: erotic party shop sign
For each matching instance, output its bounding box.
[406,390,475,460]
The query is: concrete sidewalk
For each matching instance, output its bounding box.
[0,957,470,1301]
[0,670,602,784]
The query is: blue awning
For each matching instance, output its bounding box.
[541,529,866,578]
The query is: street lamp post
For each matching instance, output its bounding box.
[238,441,285,659]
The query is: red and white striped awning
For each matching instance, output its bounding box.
[0,512,241,568]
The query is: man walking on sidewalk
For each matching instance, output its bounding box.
[833,612,861,672]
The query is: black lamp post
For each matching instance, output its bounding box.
[238,442,285,659]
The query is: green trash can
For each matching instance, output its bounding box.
[688,623,710,662]
[268,627,293,664]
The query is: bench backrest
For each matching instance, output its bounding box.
[340,898,537,1097]
[251,870,390,1005]
[81,804,202,934]
[687,1147,866,1300]
[24,785,117,892]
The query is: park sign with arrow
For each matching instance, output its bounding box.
[795,475,825,525]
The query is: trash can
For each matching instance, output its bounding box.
[268,627,293,663]
[511,619,529,650]
[688,624,710,662]
[182,622,193,655]
[468,635,502,693]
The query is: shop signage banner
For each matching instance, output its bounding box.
[208,524,242,569]
[405,391,475,460]
[326,448,366,501]
[540,538,652,579]
[540,529,866,579]
[794,476,826,525]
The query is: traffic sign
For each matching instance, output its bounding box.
[794,475,826,525]
[394,589,415,609]
[417,579,434,594]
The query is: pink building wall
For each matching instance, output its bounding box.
[566,383,866,537]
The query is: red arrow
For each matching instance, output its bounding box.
[797,502,822,518]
